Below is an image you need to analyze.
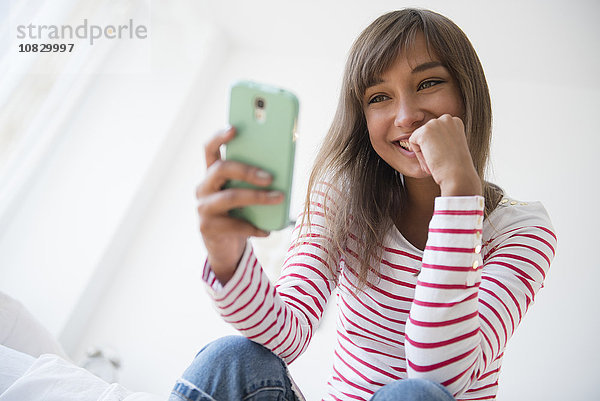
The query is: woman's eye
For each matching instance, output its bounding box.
[418,80,443,90]
[368,94,389,104]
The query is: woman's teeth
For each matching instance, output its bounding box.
[397,140,411,151]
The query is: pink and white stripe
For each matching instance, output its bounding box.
[203,185,556,400]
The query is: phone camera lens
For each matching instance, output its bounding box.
[256,98,265,109]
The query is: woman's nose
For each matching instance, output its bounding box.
[394,98,425,129]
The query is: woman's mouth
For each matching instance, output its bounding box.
[395,140,411,151]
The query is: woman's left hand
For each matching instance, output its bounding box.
[409,114,482,197]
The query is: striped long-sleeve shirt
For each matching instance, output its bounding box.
[203,190,556,400]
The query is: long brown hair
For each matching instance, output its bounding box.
[301,9,503,288]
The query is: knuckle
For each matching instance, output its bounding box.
[204,135,220,153]
[198,216,211,234]
[206,160,223,176]
[222,189,238,204]
[196,199,208,215]
[203,136,213,150]
[256,190,267,203]
[195,183,205,199]
[244,165,258,182]
[424,118,437,128]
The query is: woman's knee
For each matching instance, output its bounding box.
[175,336,296,400]
[371,378,455,401]
[184,336,283,382]
[194,336,277,367]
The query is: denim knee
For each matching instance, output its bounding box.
[189,335,281,374]
[173,335,298,401]
[371,378,456,401]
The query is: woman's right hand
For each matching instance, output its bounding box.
[196,126,284,284]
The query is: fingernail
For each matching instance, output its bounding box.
[267,191,282,198]
[255,170,272,180]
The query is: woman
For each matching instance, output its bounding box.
[173,8,556,401]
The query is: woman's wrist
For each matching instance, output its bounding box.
[439,171,482,197]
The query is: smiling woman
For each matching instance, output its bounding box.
[306,10,500,289]
[175,8,556,401]
[1,1,597,400]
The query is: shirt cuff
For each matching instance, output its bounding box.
[202,242,254,299]
[421,196,485,287]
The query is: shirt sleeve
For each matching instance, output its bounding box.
[202,182,339,364]
[405,196,556,396]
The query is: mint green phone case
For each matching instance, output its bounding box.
[225,81,299,231]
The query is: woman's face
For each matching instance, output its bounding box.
[362,33,465,179]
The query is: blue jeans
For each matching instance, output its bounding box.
[371,378,456,400]
[169,335,455,401]
[168,336,300,401]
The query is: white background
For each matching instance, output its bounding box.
[1,0,599,400]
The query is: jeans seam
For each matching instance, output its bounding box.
[242,385,286,400]
[171,390,216,401]
[170,391,194,401]
[171,379,217,401]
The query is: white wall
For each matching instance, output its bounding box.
[1,0,599,400]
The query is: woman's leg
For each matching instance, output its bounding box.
[169,335,301,401]
[370,378,456,401]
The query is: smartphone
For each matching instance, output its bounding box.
[225,80,299,231]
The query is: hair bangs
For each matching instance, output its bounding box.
[347,14,425,104]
